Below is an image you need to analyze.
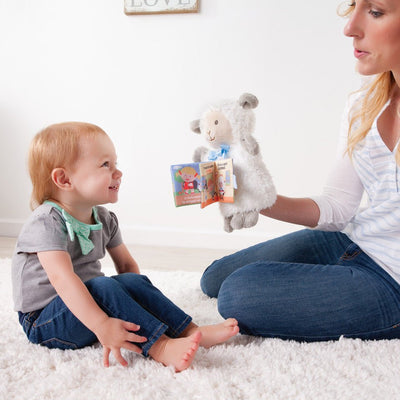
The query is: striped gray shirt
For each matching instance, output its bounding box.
[312,96,400,283]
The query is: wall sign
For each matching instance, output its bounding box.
[124,0,199,15]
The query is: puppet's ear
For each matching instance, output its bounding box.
[190,119,201,134]
[239,93,258,110]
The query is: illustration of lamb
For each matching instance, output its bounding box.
[191,93,277,232]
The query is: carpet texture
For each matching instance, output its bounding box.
[1,258,400,400]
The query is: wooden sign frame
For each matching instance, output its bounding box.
[124,0,199,15]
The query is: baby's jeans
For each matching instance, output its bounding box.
[201,229,400,341]
[18,273,192,356]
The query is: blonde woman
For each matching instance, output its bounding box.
[201,0,400,342]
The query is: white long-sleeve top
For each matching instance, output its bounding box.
[311,96,400,283]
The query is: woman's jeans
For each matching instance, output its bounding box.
[18,273,192,356]
[201,229,400,341]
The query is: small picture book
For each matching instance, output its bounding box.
[170,158,235,208]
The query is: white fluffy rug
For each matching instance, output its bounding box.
[1,258,400,400]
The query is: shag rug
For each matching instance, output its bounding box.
[1,258,400,400]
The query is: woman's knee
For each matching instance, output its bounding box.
[217,277,254,335]
[200,263,222,298]
[216,262,278,331]
[217,264,260,316]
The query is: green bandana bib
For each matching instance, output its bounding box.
[45,201,103,255]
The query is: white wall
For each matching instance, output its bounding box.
[0,0,360,250]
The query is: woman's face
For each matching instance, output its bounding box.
[344,0,400,78]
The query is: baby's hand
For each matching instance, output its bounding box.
[94,317,147,367]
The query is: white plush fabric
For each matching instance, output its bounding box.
[1,258,400,400]
[193,94,277,232]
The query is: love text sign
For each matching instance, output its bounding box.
[125,0,199,15]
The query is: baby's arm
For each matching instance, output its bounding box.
[38,250,146,366]
[107,243,140,274]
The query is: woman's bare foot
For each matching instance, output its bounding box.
[148,331,202,372]
[183,318,239,349]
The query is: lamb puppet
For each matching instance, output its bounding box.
[190,92,277,232]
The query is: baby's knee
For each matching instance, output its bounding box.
[113,272,151,287]
[85,275,116,291]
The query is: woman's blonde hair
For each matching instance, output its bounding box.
[28,121,107,209]
[347,72,397,157]
[338,2,399,164]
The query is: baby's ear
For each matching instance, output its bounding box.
[190,119,201,134]
[239,93,258,110]
[51,168,72,190]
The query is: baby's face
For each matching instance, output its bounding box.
[68,134,122,206]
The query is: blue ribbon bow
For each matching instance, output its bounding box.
[208,144,230,161]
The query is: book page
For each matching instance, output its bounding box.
[215,159,234,204]
[199,161,219,208]
[170,163,201,206]
[171,158,235,208]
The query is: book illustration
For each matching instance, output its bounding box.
[171,159,235,208]
[170,163,201,207]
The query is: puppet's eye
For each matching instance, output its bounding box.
[215,120,219,125]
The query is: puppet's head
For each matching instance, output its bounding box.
[190,93,258,149]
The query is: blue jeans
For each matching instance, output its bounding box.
[201,229,400,341]
[18,273,192,356]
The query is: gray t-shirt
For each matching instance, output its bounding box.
[12,202,123,312]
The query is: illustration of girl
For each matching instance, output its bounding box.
[178,167,199,194]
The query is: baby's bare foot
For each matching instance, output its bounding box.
[148,331,202,372]
[191,318,239,348]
